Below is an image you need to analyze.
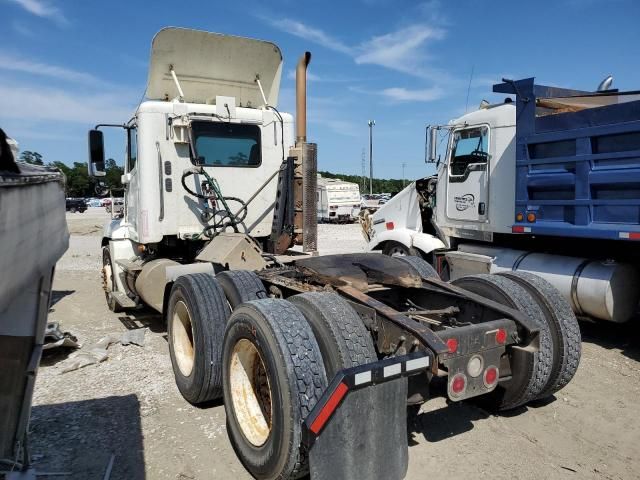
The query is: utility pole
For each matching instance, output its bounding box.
[361,148,366,192]
[368,120,375,194]
[402,162,406,187]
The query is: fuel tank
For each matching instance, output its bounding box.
[457,244,640,323]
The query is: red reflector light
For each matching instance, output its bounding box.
[450,373,466,396]
[484,366,498,387]
[630,232,640,240]
[495,328,507,345]
[386,221,395,230]
[512,226,525,233]
[309,382,349,435]
[446,338,458,353]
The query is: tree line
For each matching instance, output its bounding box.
[19,151,123,197]
[318,170,408,195]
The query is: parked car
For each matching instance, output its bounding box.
[87,198,102,207]
[65,198,87,213]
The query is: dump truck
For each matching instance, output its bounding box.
[88,29,580,480]
[365,77,640,325]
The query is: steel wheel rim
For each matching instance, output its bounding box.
[172,300,195,377]
[229,338,273,447]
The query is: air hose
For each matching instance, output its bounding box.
[181,166,248,238]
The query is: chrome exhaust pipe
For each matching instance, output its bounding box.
[296,52,311,145]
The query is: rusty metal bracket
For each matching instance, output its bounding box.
[338,285,449,363]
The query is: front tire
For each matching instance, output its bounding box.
[167,273,230,404]
[102,246,122,312]
[382,240,419,257]
[222,299,326,480]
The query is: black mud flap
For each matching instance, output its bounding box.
[303,351,431,480]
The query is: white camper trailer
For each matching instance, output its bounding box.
[317,176,361,222]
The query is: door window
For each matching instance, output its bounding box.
[450,127,488,177]
[127,127,138,172]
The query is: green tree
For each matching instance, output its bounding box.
[104,158,124,190]
[19,150,44,165]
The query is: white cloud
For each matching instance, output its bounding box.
[0,82,135,124]
[0,52,104,85]
[263,16,450,83]
[381,86,444,102]
[264,18,352,55]
[7,0,68,25]
[355,25,446,80]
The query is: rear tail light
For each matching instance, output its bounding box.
[450,373,467,397]
[483,366,499,387]
[495,328,507,345]
[446,338,458,354]
[385,221,394,230]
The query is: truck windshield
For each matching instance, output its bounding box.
[450,126,488,176]
[191,121,261,167]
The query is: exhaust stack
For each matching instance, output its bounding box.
[289,52,317,254]
[296,52,311,145]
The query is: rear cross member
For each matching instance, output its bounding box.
[302,350,432,447]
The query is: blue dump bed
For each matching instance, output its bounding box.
[494,78,640,241]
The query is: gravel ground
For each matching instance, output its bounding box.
[28,209,640,480]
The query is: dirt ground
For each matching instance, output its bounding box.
[29,208,640,480]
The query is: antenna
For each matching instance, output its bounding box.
[464,65,475,113]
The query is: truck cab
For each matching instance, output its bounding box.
[91,28,293,248]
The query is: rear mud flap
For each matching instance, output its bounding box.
[309,378,408,480]
[303,351,431,480]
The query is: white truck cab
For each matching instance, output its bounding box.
[94,28,293,247]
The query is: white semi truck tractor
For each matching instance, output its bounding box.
[365,77,640,325]
[89,30,581,480]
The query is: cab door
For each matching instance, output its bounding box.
[445,125,489,222]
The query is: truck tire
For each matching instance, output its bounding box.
[497,271,581,398]
[451,274,553,410]
[382,240,420,257]
[289,292,376,377]
[395,254,439,280]
[167,273,230,404]
[222,299,326,480]
[216,270,268,309]
[101,246,122,313]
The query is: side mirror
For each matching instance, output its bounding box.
[88,129,106,177]
[426,126,438,163]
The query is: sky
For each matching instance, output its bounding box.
[1,0,639,180]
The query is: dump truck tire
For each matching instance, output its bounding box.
[451,274,553,410]
[167,273,230,404]
[395,254,440,280]
[497,271,581,398]
[216,270,268,309]
[289,292,376,377]
[222,299,326,480]
[382,240,420,257]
